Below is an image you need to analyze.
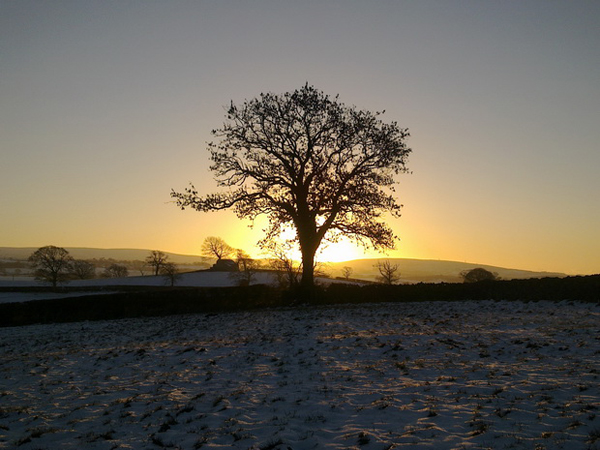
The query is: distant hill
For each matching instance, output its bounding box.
[0,247,208,264]
[1,247,566,283]
[325,258,566,283]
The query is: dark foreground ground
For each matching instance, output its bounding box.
[1,300,598,449]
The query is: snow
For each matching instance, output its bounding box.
[0,271,355,304]
[1,300,598,449]
[0,272,279,304]
[0,271,279,288]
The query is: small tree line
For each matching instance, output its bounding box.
[24,242,260,288]
[23,244,500,289]
[26,246,184,288]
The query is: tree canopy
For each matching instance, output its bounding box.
[102,263,129,278]
[172,84,411,289]
[460,267,499,283]
[201,236,233,261]
[146,250,169,276]
[28,245,73,288]
[71,260,96,280]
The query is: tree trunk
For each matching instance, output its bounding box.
[297,217,320,300]
[300,247,315,289]
[299,237,319,296]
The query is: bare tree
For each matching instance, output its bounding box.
[146,250,169,276]
[313,261,331,281]
[201,236,233,261]
[71,260,96,279]
[28,245,73,288]
[172,84,411,290]
[342,266,354,280]
[102,263,129,278]
[268,242,302,289]
[376,260,400,285]
[231,249,261,286]
[160,262,181,287]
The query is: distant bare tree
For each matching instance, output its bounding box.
[268,242,302,289]
[160,262,181,287]
[342,266,354,280]
[231,249,261,286]
[201,236,233,261]
[102,263,129,278]
[28,245,73,288]
[313,262,331,281]
[460,267,498,283]
[146,250,169,276]
[71,260,96,280]
[376,260,400,285]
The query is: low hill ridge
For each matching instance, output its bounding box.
[327,258,565,283]
[0,247,206,264]
[1,247,566,283]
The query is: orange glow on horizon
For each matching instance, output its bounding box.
[317,240,374,263]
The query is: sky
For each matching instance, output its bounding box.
[1,0,599,275]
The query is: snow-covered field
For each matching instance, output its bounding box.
[0,272,352,304]
[0,272,281,304]
[1,300,598,449]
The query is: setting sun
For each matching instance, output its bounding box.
[317,239,370,263]
[245,223,378,264]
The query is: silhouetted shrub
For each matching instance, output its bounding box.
[460,268,498,283]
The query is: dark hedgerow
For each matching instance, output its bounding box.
[0,275,598,327]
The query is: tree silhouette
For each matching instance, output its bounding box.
[267,242,302,289]
[28,245,73,288]
[102,263,129,278]
[71,260,96,280]
[172,84,411,289]
[375,260,400,285]
[160,262,181,287]
[146,250,169,276]
[201,236,233,261]
[342,266,354,281]
[232,249,261,286]
[460,267,498,283]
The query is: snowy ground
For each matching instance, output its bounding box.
[0,271,357,304]
[0,271,279,288]
[1,300,599,450]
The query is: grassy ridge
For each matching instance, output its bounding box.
[1,275,598,327]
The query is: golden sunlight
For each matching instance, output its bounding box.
[214,217,382,264]
[317,240,367,263]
